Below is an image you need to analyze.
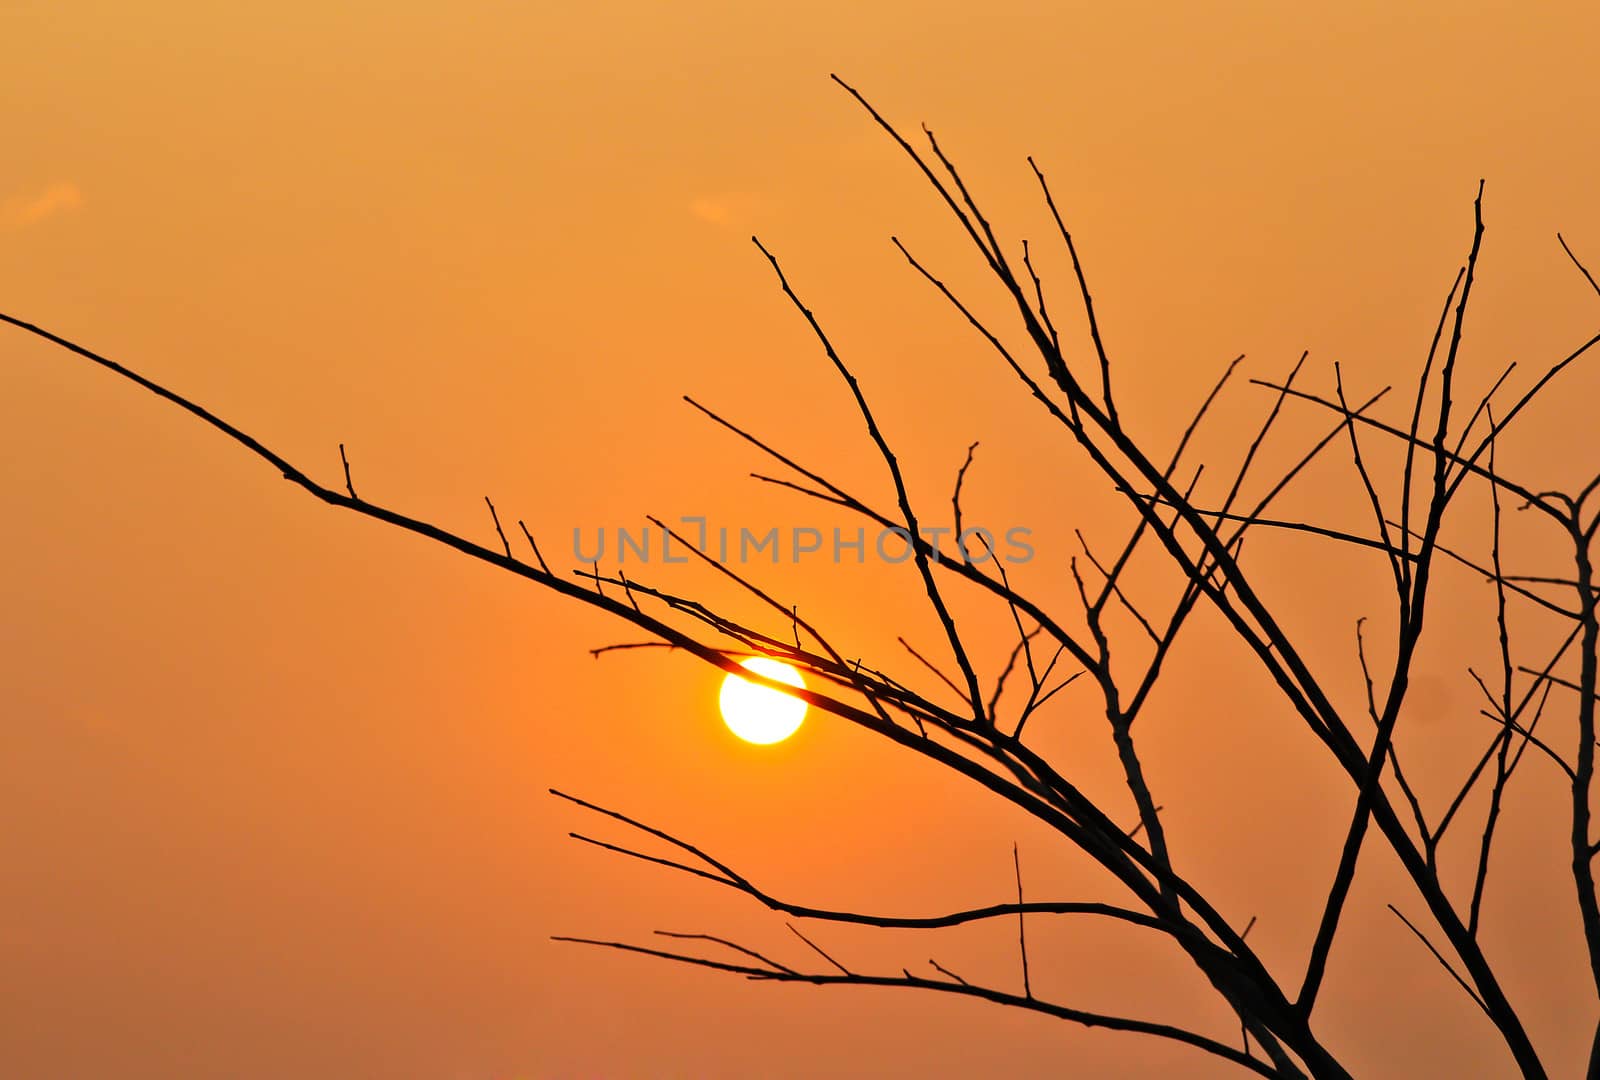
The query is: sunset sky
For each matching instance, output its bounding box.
[5,3,1600,1077]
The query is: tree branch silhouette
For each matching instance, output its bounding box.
[7,78,1600,1078]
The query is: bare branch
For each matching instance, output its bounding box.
[517,519,552,574]
[1559,232,1600,300]
[484,496,512,558]
[787,923,851,976]
[339,442,357,499]
[1386,905,1492,1020]
[952,439,980,543]
[754,238,990,727]
[555,929,1278,1076]
[1014,842,1032,999]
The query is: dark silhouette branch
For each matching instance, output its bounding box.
[553,931,1280,1077]
[1013,842,1032,999]
[12,82,1598,1077]
[339,442,357,499]
[1386,905,1492,1019]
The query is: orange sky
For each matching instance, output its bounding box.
[5,3,1600,1077]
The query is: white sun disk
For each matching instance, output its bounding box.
[719,657,807,745]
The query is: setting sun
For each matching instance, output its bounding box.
[718,657,807,745]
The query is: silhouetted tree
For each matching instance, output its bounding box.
[7,79,1600,1077]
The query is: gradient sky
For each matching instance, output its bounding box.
[5,3,1600,1077]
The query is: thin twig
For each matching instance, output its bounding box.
[338,442,356,498]
[787,923,851,976]
[484,496,512,558]
[1014,842,1032,999]
[1386,905,1492,1019]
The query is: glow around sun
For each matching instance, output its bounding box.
[718,657,807,745]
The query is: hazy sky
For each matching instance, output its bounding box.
[4,3,1600,1077]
